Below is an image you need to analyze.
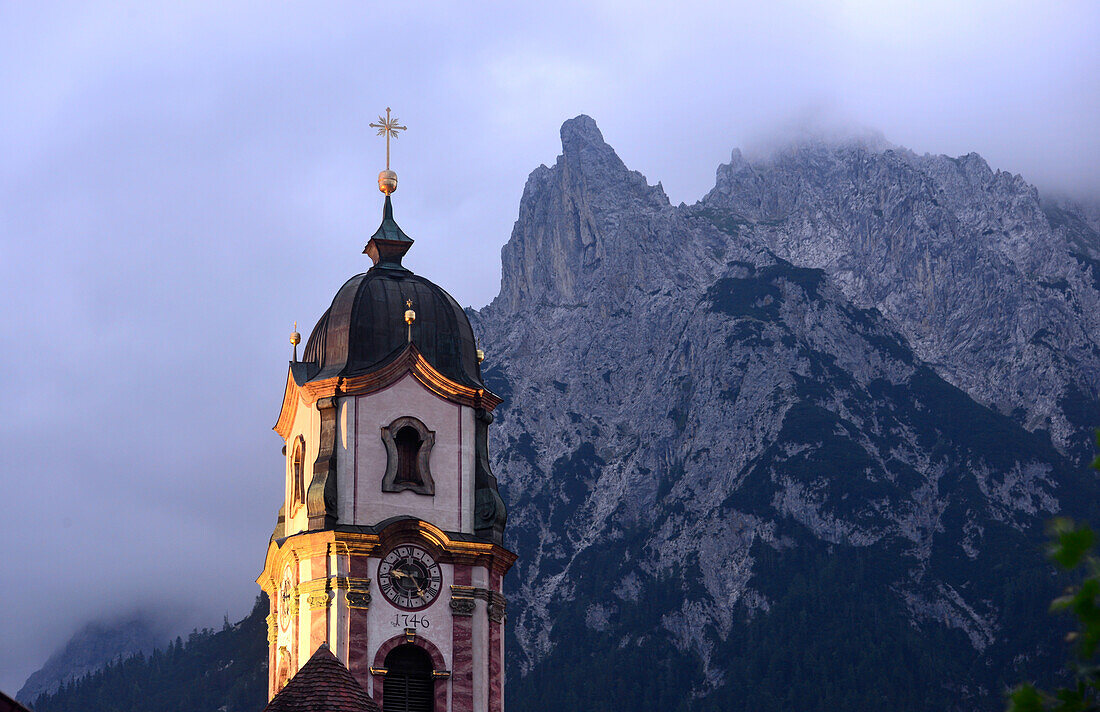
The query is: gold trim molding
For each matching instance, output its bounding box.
[307,591,331,610]
[274,343,502,439]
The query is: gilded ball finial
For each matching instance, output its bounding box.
[403,300,416,343]
[290,321,301,362]
[476,348,485,363]
[378,170,398,195]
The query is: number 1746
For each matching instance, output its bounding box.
[392,614,429,628]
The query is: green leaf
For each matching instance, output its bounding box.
[1007,684,1044,712]
[1050,522,1095,570]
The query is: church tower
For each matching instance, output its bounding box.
[258,111,513,712]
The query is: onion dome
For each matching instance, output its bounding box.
[296,197,483,390]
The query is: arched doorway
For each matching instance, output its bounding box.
[383,644,434,712]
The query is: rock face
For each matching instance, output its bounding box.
[17,614,169,704]
[472,117,1100,710]
[702,142,1100,455]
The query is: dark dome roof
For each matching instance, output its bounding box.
[301,266,482,389]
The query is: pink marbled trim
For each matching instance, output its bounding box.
[452,607,473,712]
[452,566,473,712]
[488,615,502,712]
[488,568,503,712]
[347,607,371,695]
[455,566,472,587]
[309,606,327,657]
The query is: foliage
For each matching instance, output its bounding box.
[1008,437,1100,711]
[30,595,268,712]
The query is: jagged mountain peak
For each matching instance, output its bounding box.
[553,115,668,207]
[472,122,1100,709]
[492,116,673,315]
[559,114,608,154]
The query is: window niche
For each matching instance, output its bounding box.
[290,436,306,510]
[381,416,435,495]
[382,644,435,712]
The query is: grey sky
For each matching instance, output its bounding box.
[1,0,1097,694]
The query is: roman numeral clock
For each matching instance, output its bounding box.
[378,546,443,610]
[257,111,514,712]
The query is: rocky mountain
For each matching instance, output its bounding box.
[16,613,171,704]
[699,142,1100,458]
[29,117,1100,712]
[471,116,1100,710]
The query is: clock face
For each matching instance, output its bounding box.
[378,545,442,610]
[279,567,293,630]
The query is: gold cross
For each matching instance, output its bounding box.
[369,108,407,171]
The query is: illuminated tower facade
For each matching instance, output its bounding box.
[258,116,513,712]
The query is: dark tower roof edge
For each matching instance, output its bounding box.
[300,195,484,390]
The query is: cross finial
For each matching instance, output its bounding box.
[369,107,407,172]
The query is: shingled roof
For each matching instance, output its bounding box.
[263,644,380,712]
[0,691,31,712]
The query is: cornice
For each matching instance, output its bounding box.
[273,368,304,440]
[257,521,518,583]
[274,345,501,440]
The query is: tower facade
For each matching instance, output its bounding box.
[258,182,512,712]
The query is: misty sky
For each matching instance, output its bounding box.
[1,0,1098,694]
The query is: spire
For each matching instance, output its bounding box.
[364,195,414,269]
[364,108,413,269]
[369,107,405,196]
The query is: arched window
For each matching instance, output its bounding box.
[290,436,305,508]
[381,417,435,495]
[394,426,421,483]
[383,644,434,712]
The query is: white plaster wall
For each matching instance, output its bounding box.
[284,396,319,537]
[460,405,475,533]
[339,375,473,532]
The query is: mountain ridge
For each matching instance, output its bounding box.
[24,115,1100,712]
[473,115,1100,709]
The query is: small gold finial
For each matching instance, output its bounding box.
[476,338,485,364]
[404,299,416,342]
[290,321,301,362]
[369,107,407,195]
